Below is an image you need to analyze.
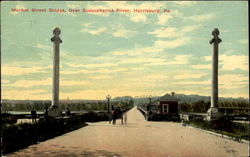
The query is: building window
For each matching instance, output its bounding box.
[162,104,169,113]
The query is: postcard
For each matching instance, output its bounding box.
[1,1,249,157]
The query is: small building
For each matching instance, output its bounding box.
[148,93,179,121]
[152,93,178,114]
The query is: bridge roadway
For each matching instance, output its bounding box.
[8,107,248,157]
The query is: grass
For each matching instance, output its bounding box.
[184,117,249,141]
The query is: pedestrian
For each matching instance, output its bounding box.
[121,113,124,125]
[44,106,48,119]
[66,107,71,116]
[112,108,117,125]
[124,112,127,125]
[31,108,37,123]
[108,112,112,124]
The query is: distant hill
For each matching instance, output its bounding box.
[133,94,249,106]
[112,96,133,102]
[1,94,248,106]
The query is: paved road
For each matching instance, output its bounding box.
[8,107,249,157]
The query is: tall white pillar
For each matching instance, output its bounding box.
[207,28,221,120]
[49,27,62,117]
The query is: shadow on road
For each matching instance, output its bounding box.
[88,123,137,128]
[10,147,123,157]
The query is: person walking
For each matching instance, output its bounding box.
[31,108,37,123]
[44,106,48,120]
[112,108,117,125]
[66,107,71,116]
[124,112,127,125]
[121,113,124,125]
[108,112,112,124]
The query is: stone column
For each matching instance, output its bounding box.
[207,28,221,120]
[49,27,62,117]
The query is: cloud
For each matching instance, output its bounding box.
[143,74,169,82]
[61,69,91,75]
[111,46,162,56]
[119,57,165,64]
[175,1,197,6]
[81,22,92,27]
[219,74,248,89]
[174,90,209,97]
[148,25,200,38]
[175,80,210,85]
[144,55,192,66]
[9,78,51,88]
[239,39,248,44]
[189,14,215,22]
[191,64,211,70]
[86,63,118,68]
[66,63,118,68]
[113,29,136,38]
[220,55,248,71]
[154,37,191,49]
[203,56,211,62]
[61,79,90,86]
[173,73,207,79]
[108,37,190,58]
[130,14,147,23]
[7,78,90,88]
[95,68,128,74]
[80,27,107,35]
[157,14,173,25]
[60,89,153,100]
[90,75,112,79]
[36,43,50,50]
[195,55,248,71]
[157,10,181,25]
[1,80,10,84]
[61,67,128,75]
[2,89,49,100]
[168,55,192,65]
[1,65,50,76]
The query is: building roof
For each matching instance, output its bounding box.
[158,94,178,102]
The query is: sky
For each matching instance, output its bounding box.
[1,1,249,100]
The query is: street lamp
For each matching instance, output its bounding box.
[147,95,153,111]
[106,94,111,113]
[146,95,153,121]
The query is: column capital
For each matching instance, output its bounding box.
[51,27,62,44]
[209,28,221,44]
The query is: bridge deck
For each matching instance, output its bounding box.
[7,107,249,157]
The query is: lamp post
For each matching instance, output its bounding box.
[106,94,111,113]
[147,95,153,111]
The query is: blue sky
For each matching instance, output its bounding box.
[1,1,248,100]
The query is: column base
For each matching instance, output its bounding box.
[48,106,61,117]
[207,107,220,121]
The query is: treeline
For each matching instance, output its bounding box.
[1,98,134,112]
[180,99,249,114]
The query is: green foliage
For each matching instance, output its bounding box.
[186,118,249,140]
[179,101,210,113]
